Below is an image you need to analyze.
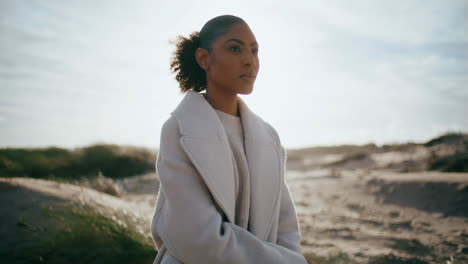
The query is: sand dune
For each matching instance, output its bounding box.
[1,133,467,263]
[289,169,468,263]
[0,177,155,263]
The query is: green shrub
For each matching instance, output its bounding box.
[1,204,156,264]
[424,132,468,147]
[304,252,355,264]
[368,254,428,264]
[0,144,156,180]
[428,151,468,172]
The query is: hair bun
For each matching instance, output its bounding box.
[189,32,200,47]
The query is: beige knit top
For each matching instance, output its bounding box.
[214,108,251,230]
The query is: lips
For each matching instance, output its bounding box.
[241,76,256,82]
[240,73,256,80]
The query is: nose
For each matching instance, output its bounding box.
[242,51,257,66]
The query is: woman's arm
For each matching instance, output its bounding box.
[265,123,304,254]
[152,116,307,264]
[276,146,303,254]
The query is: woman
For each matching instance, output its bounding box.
[150,15,308,264]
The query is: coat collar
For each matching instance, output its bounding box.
[171,90,283,240]
[171,90,274,143]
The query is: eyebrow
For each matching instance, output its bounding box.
[224,38,258,47]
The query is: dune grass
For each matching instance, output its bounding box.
[367,254,429,264]
[424,132,468,147]
[0,144,156,180]
[304,252,433,264]
[304,252,354,264]
[428,151,468,172]
[1,203,156,264]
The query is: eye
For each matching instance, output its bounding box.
[252,48,259,55]
[229,45,241,53]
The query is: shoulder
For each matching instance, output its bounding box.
[161,115,180,134]
[159,116,182,144]
[260,119,286,159]
[262,120,282,145]
[158,115,185,156]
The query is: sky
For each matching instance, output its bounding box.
[1,0,467,149]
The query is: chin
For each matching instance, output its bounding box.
[238,85,254,95]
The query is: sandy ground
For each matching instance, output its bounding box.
[288,169,468,263]
[2,152,467,263]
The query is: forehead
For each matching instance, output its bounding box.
[215,23,257,45]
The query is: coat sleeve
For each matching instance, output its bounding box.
[151,116,308,264]
[276,146,303,254]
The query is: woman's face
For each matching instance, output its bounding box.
[204,23,259,95]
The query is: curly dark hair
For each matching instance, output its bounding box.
[170,15,246,93]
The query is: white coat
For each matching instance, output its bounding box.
[150,90,307,264]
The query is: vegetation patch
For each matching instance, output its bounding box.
[304,252,355,264]
[0,144,156,180]
[424,132,468,147]
[1,203,156,264]
[326,152,370,167]
[368,254,429,264]
[428,151,468,172]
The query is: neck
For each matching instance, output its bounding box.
[204,86,239,117]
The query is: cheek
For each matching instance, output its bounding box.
[213,56,238,77]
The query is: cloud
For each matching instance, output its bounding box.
[299,0,468,45]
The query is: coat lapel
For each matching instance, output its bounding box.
[237,96,283,240]
[171,90,282,240]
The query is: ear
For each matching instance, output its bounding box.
[195,48,209,70]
